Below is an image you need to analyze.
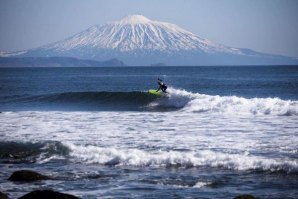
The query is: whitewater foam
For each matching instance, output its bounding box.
[2,88,297,115]
[65,143,298,173]
[149,88,298,116]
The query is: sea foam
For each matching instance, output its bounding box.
[149,88,298,116]
[65,143,298,173]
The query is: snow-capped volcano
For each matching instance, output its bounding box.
[4,15,297,65]
[47,14,240,54]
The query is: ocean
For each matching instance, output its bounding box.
[0,66,297,198]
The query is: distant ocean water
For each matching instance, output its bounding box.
[0,66,297,198]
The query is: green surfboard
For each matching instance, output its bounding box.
[148,89,162,96]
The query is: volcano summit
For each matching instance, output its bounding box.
[4,15,297,65]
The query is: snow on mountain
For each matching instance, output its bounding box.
[2,14,297,65]
[45,14,242,54]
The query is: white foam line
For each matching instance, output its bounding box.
[148,87,298,116]
[65,143,298,173]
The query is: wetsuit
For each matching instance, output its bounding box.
[156,79,167,92]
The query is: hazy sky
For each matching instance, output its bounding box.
[0,0,297,57]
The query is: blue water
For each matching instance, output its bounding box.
[0,66,297,198]
[1,66,297,111]
[1,66,298,98]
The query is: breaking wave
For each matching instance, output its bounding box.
[65,143,298,173]
[1,140,297,173]
[149,88,298,116]
[1,89,297,115]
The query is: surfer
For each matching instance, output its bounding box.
[156,78,167,93]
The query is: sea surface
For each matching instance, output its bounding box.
[0,66,297,198]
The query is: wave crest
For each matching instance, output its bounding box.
[149,88,298,116]
[2,89,298,115]
[65,143,298,173]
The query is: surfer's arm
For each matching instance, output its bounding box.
[156,86,161,92]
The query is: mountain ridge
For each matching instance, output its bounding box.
[1,14,297,65]
[42,15,242,54]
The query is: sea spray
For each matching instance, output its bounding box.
[149,88,298,116]
[65,142,298,173]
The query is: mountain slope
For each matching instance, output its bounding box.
[3,15,298,65]
[45,15,241,54]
